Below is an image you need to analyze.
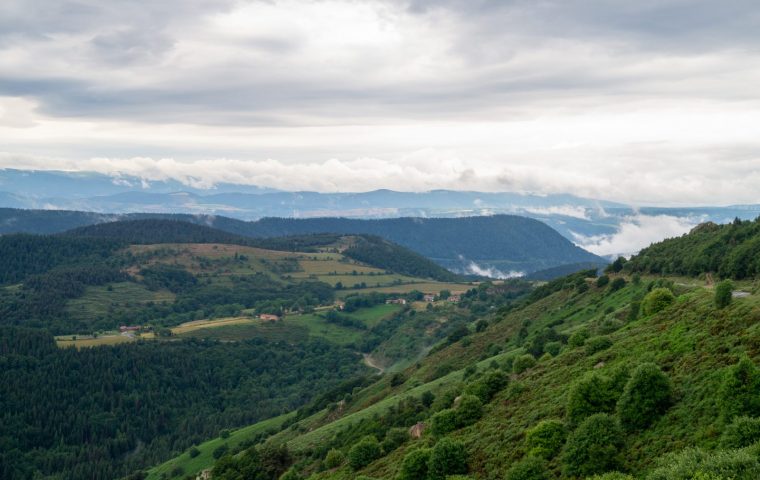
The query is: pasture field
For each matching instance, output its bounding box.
[285,313,364,345]
[344,303,403,328]
[175,321,310,343]
[145,413,294,480]
[65,282,175,323]
[56,331,155,348]
[337,281,471,297]
[170,316,257,335]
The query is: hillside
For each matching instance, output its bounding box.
[625,218,760,279]
[0,208,607,275]
[62,219,461,282]
[0,227,490,479]
[145,221,760,480]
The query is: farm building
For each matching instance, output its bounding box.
[423,294,436,302]
[259,314,280,321]
[386,298,407,305]
[119,325,141,332]
[448,294,461,302]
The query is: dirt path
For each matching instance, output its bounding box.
[362,353,384,374]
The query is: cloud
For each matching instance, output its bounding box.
[521,205,590,220]
[571,214,700,257]
[1,1,760,204]
[463,260,524,280]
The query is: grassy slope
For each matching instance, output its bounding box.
[187,274,760,480]
[146,413,294,480]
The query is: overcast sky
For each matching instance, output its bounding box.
[1,0,760,204]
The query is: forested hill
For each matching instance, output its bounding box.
[244,216,604,274]
[60,219,462,282]
[64,218,257,246]
[625,218,760,279]
[0,209,606,274]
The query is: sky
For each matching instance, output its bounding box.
[2,0,760,205]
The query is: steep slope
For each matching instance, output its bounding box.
[162,225,760,480]
[626,218,760,279]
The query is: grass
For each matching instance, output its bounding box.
[344,303,404,328]
[337,281,471,298]
[65,282,174,323]
[170,317,258,335]
[285,314,364,345]
[145,413,294,480]
[56,331,156,348]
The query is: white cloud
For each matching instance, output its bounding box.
[1,1,760,204]
[572,214,700,257]
[521,205,590,220]
[461,258,524,279]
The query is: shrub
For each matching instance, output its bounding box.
[627,301,640,322]
[421,390,435,408]
[513,354,537,374]
[721,416,760,448]
[213,443,229,459]
[568,329,590,348]
[566,373,619,425]
[642,288,675,315]
[617,363,672,430]
[430,409,459,436]
[525,419,567,459]
[465,370,508,402]
[588,474,634,480]
[596,275,610,288]
[562,413,624,477]
[188,446,200,458]
[428,438,468,480]
[543,341,562,357]
[323,448,345,469]
[718,356,760,422]
[505,456,550,480]
[715,280,734,309]
[585,336,613,355]
[170,466,184,478]
[609,277,627,292]
[398,448,431,480]
[348,436,382,470]
[220,429,231,439]
[279,468,302,480]
[381,428,408,453]
[456,394,483,427]
[646,447,760,480]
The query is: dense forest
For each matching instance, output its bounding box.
[0,327,368,480]
[0,209,607,275]
[625,217,760,279]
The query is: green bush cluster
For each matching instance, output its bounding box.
[323,448,345,469]
[430,395,483,436]
[714,280,734,308]
[348,436,382,470]
[568,329,590,348]
[513,354,537,374]
[504,455,550,480]
[720,416,760,448]
[525,419,566,459]
[562,413,624,477]
[617,363,672,431]
[464,370,509,402]
[428,438,468,480]
[585,336,613,356]
[398,448,432,480]
[718,356,760,422]
[646,446,760,480]
[642,288,675,315]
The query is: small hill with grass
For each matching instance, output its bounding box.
[145,223,760,480]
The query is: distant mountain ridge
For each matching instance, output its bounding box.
[1,208,606,275]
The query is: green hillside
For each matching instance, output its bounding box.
[151,222,760,480]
